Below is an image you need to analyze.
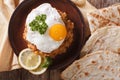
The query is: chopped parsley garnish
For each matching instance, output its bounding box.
[29,14,48,34]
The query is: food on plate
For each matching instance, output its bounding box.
[30,66,47,75]
[61,50,120,80]
[19,3,74,74]
[23,3,74,58]
[29,56,52,75]
[87,5,120,33]
[81,26,120,57]
[18,48,41,70]
[19,48,52,74]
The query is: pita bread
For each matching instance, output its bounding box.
[87,4,120,33]
[81,26,120,56]
[61,50,120,80]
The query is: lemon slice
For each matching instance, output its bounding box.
[29,57,48,75]
[29,65,47,75]
[18,48,41,70]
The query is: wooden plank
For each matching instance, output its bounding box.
[0,69,21,80]
[20,69,50,80]
[50,70,62,80]
[0,0,120,80]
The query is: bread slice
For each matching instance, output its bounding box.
[81,26,120,57]
[61,50,120,80]
[87,4,120,33]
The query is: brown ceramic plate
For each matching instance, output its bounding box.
[9,0,85,70]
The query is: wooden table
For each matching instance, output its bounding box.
[0,0,120,80]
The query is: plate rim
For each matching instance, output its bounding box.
[8,0,86,70]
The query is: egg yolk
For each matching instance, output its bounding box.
[49,24,67,41]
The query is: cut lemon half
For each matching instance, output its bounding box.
[18,48,41,70]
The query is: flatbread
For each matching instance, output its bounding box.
[61,50,120,80]
[81,26,120,56]
[87,4,120,33]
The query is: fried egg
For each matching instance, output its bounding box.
[26,3,67,53]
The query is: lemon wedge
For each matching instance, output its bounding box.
[18,48,41,70]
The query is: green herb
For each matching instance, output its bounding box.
[41,56,53,68]
[29,14,48,34]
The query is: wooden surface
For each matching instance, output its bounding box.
[0,0,120,80]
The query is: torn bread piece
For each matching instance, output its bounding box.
[81,26,120,56]
[62,50,120,80]
[87,4,120,33]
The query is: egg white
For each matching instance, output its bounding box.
[26,3,65,53]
